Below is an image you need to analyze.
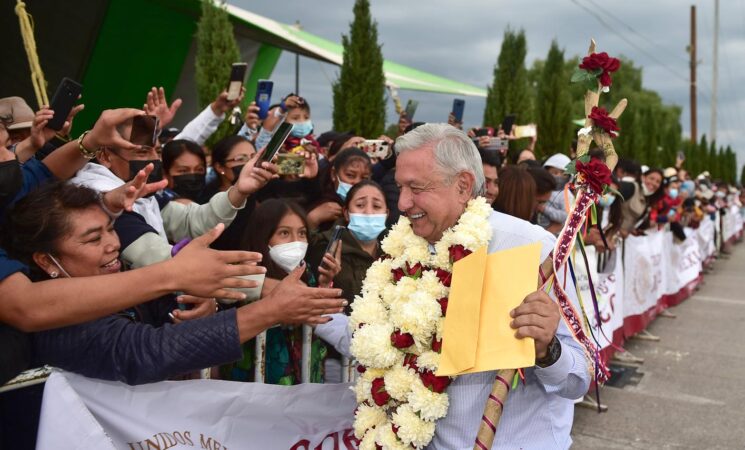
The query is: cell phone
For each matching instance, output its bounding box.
[405,99,418,120]
[255,122,293,167]
[474,127,494,137]
[514,124,537,139]
[359,139,390,158]
[451,99,465,123]
[255,80,273,120]
[276,153,306,175]
[501,114,516,134]
[130,115,159,147]
[321,225,346,270]
[227,62,248,101]
[47,78,83,131]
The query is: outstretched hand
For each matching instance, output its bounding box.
[102,163,167,214]
[144,87,182,129]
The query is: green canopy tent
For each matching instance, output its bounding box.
[1,0,485,131]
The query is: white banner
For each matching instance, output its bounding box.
[664,230,702,296]
[37,371,357,450]
[696,218,717,260]
[573,247,623,350]
[623,231,667,318]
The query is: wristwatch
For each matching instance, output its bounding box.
[536,337,562,368]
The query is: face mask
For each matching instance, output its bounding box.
[47,254,71,278]
[348,213,387,242]
[268,241,308,274]
[0,159,23,206]
[231,164,245,183]
[290,120,313,138]
[598,193,615,208]
[553,175,568,190]
[336,178,353,201]
[172,173,205,200]
[128,159,163,184]
[668,188,679,199]
[681,181,695,194]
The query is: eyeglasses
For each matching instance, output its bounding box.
[225,153,253,164]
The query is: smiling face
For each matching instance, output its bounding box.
[395,144,473,243]
[35,206,121,278]
[643,171,662,194]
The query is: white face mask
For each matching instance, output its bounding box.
[47,253,72,278]
[268,241,308,274]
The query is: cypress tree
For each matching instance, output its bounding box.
[535,40,571,157]
[740,164,745,186]
[332,0,386,137]
[195,0,240,109]
[483,29,532,129]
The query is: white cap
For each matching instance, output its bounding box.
[543,153,572,171]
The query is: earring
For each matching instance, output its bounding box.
[50,271,59,278]
[220,171,225,175]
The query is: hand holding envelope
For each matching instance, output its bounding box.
[437,242,547,377]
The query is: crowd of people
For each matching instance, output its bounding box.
[1,84,742,447]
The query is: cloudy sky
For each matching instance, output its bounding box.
[236,0,744,166]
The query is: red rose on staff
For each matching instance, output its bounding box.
[575,158,612,194]
[579,52,621,87]
[588,107,620,137]
[390,330,415,348]
[371,378,391,406]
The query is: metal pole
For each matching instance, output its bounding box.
[301,325,312,383]
[295,20,301,95]
[690,5,697,143]
[254,331,267,383]
[711,0,719,141]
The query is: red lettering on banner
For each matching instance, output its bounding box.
[342,429,361,449]
[289,429,359,450]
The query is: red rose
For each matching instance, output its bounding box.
[406,262,423,278]
[419,370,452,393]
[575,158,612,194]
[392,267,405,282]
[403,354,419,371]
[588,106,620,138]
[371,378,391,406]
[449,244,472,263]
[435,268,452,287]
[579,52,621,87]
[390,330,415,348]
[431,335,443,353]
[357,364,366,374]
[437,297,449,316]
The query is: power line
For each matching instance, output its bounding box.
[567,0,688,84]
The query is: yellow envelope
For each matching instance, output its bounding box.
[436,242,541,376]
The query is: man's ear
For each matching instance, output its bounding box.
[456,171,476,203]
[32,252,56,277]
[97,148,113,169]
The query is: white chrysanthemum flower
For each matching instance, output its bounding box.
[353,376,373,403]
[389,291,440,345]
[381,218,412,258]
[383,365,418,401]
[350,294,388,329]
[354,404,388,439]
[416,351,441,372]
[391,404,436,449]
[376,423,409,450]
[361,367,388,381]
[351,323,401,369]
[408,381,450,421]
[362,259,393,293]
[358,430,379,450]
[435,317,445,340]
[387,276,418,306]
[419,270,447,300]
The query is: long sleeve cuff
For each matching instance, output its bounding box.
[314,313,352,358]
[532,340,574,385]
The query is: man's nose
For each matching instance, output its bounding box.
[398,188,413,213]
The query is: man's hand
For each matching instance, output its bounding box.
[84,108,147,151]
[264,263,346,325]
[167,223,266,301]
[298,147,319,178]
[447,112,463,130]
[211,89,245,116]
[102,163,168,213]
[170,295,217,323]
[510,290,560,360]
[397,112,411,136]
[58,103,85,138]
[29,106,55,149]
[318,242,342,288]
[144,87,182,129]
[244,101,261,130]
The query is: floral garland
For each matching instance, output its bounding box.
[349,197,492,450]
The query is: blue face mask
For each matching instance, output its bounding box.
[348,213,387,242]
[598,193,615,208]
[336,178,353,201]
[290,120,313,138]
[668,188,679,199]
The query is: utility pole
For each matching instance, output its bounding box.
[690,5,697,143]
[294,20,301,95]
[711,0,719,141]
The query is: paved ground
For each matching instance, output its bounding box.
[572,243,745,450]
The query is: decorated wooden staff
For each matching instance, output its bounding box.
[473,39,625,450]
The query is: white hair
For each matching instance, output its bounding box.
[395,123,485,197]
